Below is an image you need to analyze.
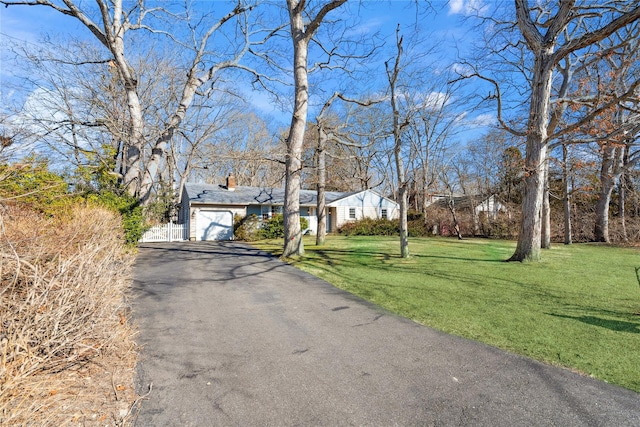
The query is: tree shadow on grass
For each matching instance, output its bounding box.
[548,313,640,333]
[412,253,505,263]
[308,247,503,263]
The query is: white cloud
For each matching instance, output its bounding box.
[449,62,474,78]
[346,17,387,37]
[420,91,451,111]
[448,0,488,16]
[469,113,496,127]
[448,0,464,15]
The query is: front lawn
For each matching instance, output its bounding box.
[251,236,640,392]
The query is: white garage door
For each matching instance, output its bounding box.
[196,210,233,241]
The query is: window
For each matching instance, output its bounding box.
[272,205,283,216]
[349,208,356,219]
[381,208,388,219]
[261,205,270,220]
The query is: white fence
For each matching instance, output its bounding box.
[140,222,187,243]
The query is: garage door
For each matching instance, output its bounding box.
[196,210,233,241]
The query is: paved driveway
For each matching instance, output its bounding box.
[133,242,639,426]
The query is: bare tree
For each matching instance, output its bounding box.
[1,0,265,204]
[281,0,348,258]
[386,26,411,258]
[405,80,463,221]
[311,92,382,245]
[459,1,640,261]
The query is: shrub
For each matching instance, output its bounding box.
[0,205,137,425]
[258,214,285,239]
[408,219,430,237]
[338,218,399,236]
[234,214,262,241]
[255,214,310,240]
[0,160,79,216]
[0,159,147,246]
[85,190,147,246]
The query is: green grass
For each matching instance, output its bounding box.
[251,236,640,392]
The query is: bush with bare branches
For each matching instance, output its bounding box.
[0,205,138,426]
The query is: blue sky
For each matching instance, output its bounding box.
[0,1,493,139]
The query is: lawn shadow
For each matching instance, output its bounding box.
[312,248,394,260]
[412,253,505,263]
[548,313,640,333]
[310,247,502,263]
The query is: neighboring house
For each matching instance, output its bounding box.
[427,194,507,219]
[179,176,399,241]
[426,194,509,235]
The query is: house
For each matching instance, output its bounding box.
[426,194,509,236]
[179,175,400,241]
[427,194,507,220]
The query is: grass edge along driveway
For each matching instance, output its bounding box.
[251,236,640,393]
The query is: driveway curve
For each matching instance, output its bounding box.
[133,241,639,426]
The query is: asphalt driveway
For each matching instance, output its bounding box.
[132,241,639,426]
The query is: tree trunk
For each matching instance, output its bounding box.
[620,145,630,242]
[282,0,346,257]
[562,144,572,245]
[541,158,551,249]
[447,196,463,240]
[508,48,554,261]
[386,26,409,258]
[594,145,623,243]
[282,5,308,258]
[395,121,409,257]
[398,185,409,256]
[509,0,640,259]
[421,174,429,226]
[316,127,327,246]
[114,58,144,198]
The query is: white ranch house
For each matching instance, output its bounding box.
[179,177,399,241]
[426,194,508,220]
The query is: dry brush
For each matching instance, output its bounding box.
[0,205,139,426]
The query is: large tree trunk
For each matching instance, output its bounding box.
[282,6,308,258]
[508,51,553,261]
[137,80,196,204]
[110,19,144,198]
[282,0,346,257]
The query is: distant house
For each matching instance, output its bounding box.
[426,194,509,236]
[179,176,399,241]
[427,194,507,219]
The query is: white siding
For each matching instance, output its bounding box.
[328,190,399,230]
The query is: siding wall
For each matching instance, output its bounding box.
[329,191,399,230]
[181,189,399,238]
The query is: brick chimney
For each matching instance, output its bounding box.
[226,173,236,191]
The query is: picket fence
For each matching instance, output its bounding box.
[140,222,187,243]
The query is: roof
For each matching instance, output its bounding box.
[182,182,354,207]
[428,194,504,210]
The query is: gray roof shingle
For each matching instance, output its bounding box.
[183,182,350,206]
